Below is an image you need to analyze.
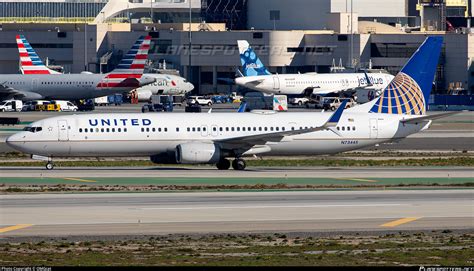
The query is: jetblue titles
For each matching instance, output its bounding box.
[89,118,152,127]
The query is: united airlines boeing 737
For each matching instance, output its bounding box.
[235,40,394,96]
[7,37,455,171]
[0,36,155,101]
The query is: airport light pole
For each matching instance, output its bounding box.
[188,0,192,85]
[350,0,354,70]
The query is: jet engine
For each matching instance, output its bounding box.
[176,143,221,164]
[137,90,153,102]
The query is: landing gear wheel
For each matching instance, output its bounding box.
[216,159,231,170]
[232,159,247,171]
[45,162,54,170]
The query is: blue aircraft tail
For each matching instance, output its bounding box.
[237,40,271,77]
[369,36,443,115]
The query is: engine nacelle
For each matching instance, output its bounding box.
[137,90,153,102]
[150,151,178,164]
[176,143,221,164]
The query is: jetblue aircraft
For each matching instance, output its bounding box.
[0,36,155,101]
[7,37,455,171]
[15,35,193,101]
[235,40,394,96]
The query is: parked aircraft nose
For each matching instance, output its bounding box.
[186,82,195,92]
[139,75,156,87]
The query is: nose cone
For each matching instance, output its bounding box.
[6,133,20,149]
[139,75,156,87]
[186,82,195,92]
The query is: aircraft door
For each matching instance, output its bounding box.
[273,76,280,90]
[32,79,39,91]
[369,119,378,139]
[200,125,208,137]
[58,120,69,141]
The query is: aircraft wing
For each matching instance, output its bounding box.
[242,79,265,86]
[401,111,463,124]
[218,101,347,148]
[0,82,24,98]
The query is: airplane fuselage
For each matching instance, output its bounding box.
[236,73,394,96]
[0,73,155,101]
[7,112,428,158]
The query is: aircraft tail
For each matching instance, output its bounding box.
[16,35,61,75]
[237,40,271,77]
[98,35,152,88]
[369,36,443,115]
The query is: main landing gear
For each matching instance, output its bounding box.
[215,158,247,171]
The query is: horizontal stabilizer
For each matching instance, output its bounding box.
[401,111,463,124]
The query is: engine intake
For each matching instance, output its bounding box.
[176,143,221,164]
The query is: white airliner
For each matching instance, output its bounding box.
[0,36,155,101]
[15,35,193,101]
[235,40,394,96]
[7,37,455,171]
[134,74,194,101]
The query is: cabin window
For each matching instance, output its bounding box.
[259,127,262,131]
[237,127,240,132]
[213,127,217,132]
[270,127,274,131]
[106,128,110,133]
[158,128,162,132]
[164,128,168,132]
[79,128,83,133]
[264,127,268,131]
[226,127,229,132]
[253,127,257,131]
[193,128,196,132]
[141,128,145,132]
[152,128,156,132]
[176,128,179,132]
[231,127,235,132]
[219,127,223,132]
[124,128,128,132]
[101,128,104,133]
[342,127,345,131]
[242,127,246,132]
[282,127,285,131]
[197,127,201,132]
[347,127,350,131]
[187,127,190,132]
[276,127,280,131]
[118,128,122,132]
[112,128,115,132]
[353,127,356,131]
[337,127,340,131]
[292,127,295,131]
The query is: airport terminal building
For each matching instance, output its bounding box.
[0,0,472,94]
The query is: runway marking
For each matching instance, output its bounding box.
[63,178,97,183]
[0,224,33,233]
[381,217,421,227]
[140,204,405,211]
[335,178,378,183]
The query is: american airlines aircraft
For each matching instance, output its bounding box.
[235,40,394,96]
[0,36,155,101]
[15,35,194,101]
[7,37,454,171]
[134,74,194,101]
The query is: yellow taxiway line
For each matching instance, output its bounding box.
[0,224,34,234]
[63,177,97,183]
[381,217,421,227]
[335,178,378,183]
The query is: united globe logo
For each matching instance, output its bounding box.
[370,72,426,115]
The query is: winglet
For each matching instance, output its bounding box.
[363,71,374,87]
[325,100,348,127]
[238,102,247,113]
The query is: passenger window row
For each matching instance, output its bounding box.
[141,127,169,133]
[79,127,128,133]
[336,126,356,131]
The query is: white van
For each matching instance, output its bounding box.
[51,100,78,112]
[0,100,23,112]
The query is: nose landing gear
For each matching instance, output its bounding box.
[45,162,54,170]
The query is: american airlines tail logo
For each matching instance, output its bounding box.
[16,35,59,75]
[98,36,152,89]
[370,72,425,115]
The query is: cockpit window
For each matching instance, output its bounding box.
[23,127,42,133]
